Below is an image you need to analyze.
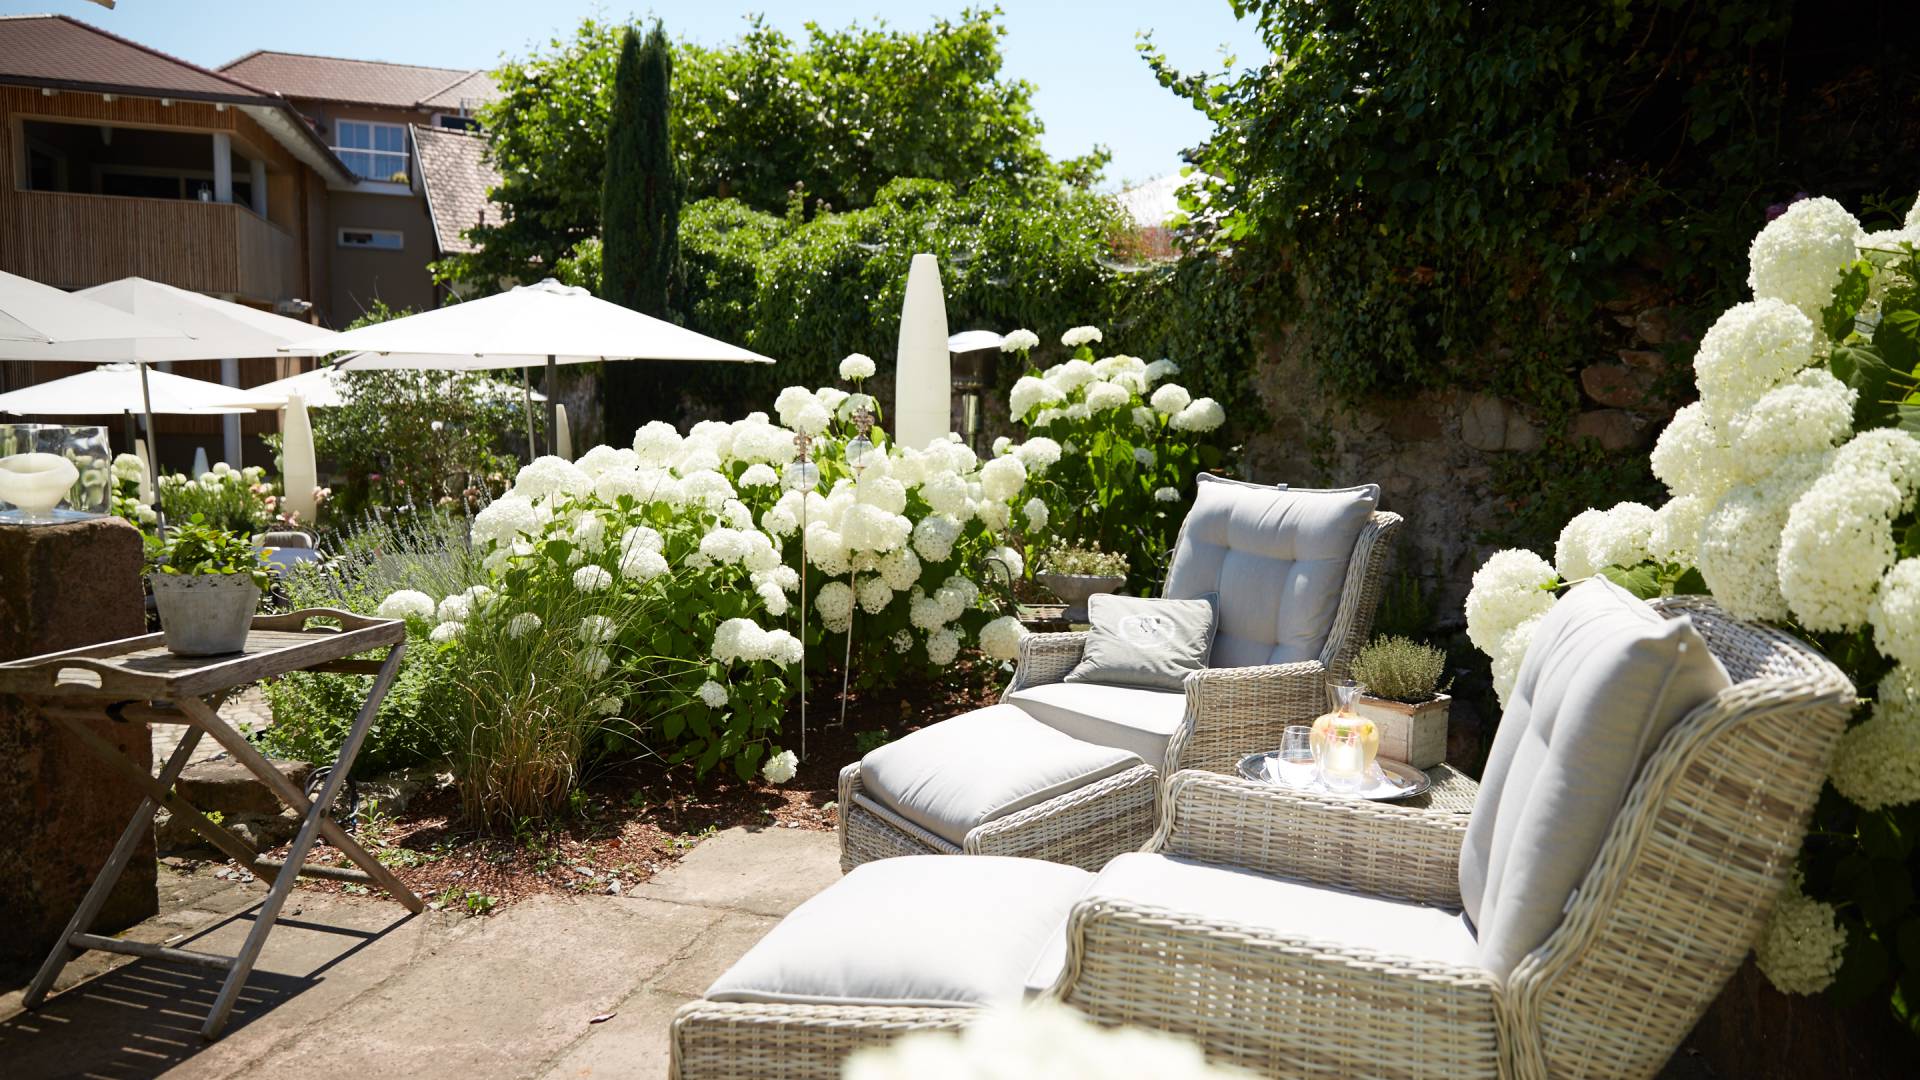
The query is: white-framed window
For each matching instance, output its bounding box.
[332,120,408,182]
[338,227,403,251]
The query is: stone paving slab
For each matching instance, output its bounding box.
[0,825,840,1080]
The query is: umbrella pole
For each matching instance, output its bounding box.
[520,369,536,457]
[138,363,166,536]
[543,354,558,459]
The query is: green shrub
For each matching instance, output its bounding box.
[1351,636,1448,704]
[258,628,460,774]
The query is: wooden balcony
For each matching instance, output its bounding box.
[0,189,302,305]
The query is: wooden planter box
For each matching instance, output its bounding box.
[1353,693,1449,768]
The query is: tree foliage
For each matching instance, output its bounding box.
[439,7,1103,290]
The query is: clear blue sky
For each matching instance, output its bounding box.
[5,0,1265,189]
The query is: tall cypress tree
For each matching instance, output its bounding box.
[601,22,681,430]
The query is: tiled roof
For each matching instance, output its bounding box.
[419,69,496,114]
[0,14,280,103]
[221,49,499,112]
[413,124,500,254]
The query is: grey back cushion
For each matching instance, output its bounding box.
[1458,577,1731,981]
[1065,593,1218,691]
[1161,476,1380,667]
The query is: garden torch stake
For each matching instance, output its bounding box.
[837,407,877,730]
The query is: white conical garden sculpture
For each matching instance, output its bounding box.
[281,391,318,525]
[893,254,951,451]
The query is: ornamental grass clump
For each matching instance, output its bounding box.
[1350,636,1447,705]
[1461,191,1920,1016]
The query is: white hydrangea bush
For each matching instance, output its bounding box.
[1462,190,1920,1002]
[1003,324,1228,586]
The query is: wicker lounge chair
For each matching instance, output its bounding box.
[673,588,1853,1080]
[838,478,1402,872]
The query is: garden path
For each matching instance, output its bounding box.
[0,825,839,1079]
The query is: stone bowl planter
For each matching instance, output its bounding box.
[1351,692,1450,768]
[150,573,260,656]
[1037,572,1127,623]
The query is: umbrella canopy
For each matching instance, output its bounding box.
[0,364,263,416]
[0,269,189,345]
[305,279,772,370]
[246,366,548,409]
[895,254,952,452]
[0,276,337,364]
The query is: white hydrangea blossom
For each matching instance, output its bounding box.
[877,546,921,591]
[1023,498,1049,532]
[574,445,638,477]
[1828,669,1920,811]
[436,593,473,624]
[506,612,543,639]
[1753,872,1847,996]
[1649,403,1738,503]
[1555,502,1655,580]
[1464,549,1559,655]
[976,501,1011,532]
[839,353,876,381]
[1132,406,1157,430]
[429,621,463,644]
[1153,486,1180,503]
[472,494,542,548]
[619,547,669,581]
[979,615,1027,662]
[1060,325,1103,348]
[1691,299,1817,423]
[1150,383,1191,415]
[1046,358,1096,393]
[739,462,779,488]
[774,385,830,435]
[1009,375,1065,422]
[514,456,591,501]
[1870,559,1920,669]
[572,564,614,593]
[375,589,434,621]
[1648,495,1709,566]
[575,646,612,679]
[979,455,1027,502]
[816,580,856,624]
[761,749,799,785]
[1170,397,1226,432]
[1000,328,1039,353]
[991,436,1013,457]
[698,679,730,709]
[1083,380,1130,411]
[857,574,894,614]
[711,618,803,665]
[925,627,961,666]
[1012,438,1062,472]
[633,420,682,461]
[1748,196,1861,321]
[1724,369,1857,472]
[1829,427,1920,491]
[909,591,948,631]
[1777,466,1904,631]
[989,545,1025,579]
[1695,454,1826,621]
[912,514,962,562]
[577,615,617,644]
[1144,358,1180,382]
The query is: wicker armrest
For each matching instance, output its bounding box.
[1162,659,1326,775]
[1153,770,1468,909]
[1053,899,1501,1077]
[1002,631,1088,695]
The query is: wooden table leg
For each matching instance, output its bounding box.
[193,643,414,1038]
[23,725,205,1009]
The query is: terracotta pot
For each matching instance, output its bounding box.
[150,572,259,656]
[1037,572,1126,622]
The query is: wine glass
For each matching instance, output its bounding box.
[1276,725,1316,787]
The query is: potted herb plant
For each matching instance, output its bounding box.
[1036,540,1130,622]
[1348,635,1450,768]
[146,514,273,656]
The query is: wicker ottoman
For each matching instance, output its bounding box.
[838,703,1159,872]
[670,855,1093,1080]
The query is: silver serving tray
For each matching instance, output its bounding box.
[1237,751,1433,802]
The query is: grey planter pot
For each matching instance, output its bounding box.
[1037,572,1127,623]
[150,572,260,656]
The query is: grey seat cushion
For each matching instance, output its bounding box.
[1459,577,1731,980]
[706,855,1094,1008]
[1004,682,1187,771]
[861,704,1143,846]
[1065,592,1218,691]
[1043,852,1478,988]
[1162,476,1380,667]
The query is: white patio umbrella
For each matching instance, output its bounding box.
[246,365,547,409]
[299,279,773,455]
[0,364,264,416]
[0,276,337,500]
[895,254,952,451]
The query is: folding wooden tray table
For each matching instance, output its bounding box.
[0,608,424,1039]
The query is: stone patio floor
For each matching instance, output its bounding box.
[0,825,839,1080]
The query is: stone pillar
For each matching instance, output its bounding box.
[0,517,155,961]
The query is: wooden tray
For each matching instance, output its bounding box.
[0,608,404,700]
